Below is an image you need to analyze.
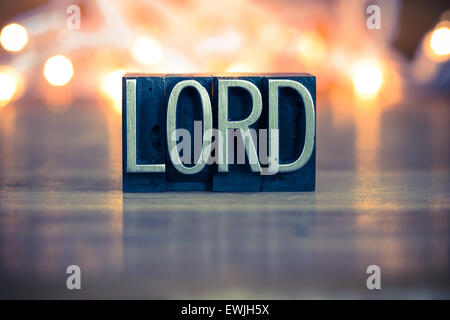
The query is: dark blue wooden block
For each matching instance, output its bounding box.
[164,74,213,191]
[261,74,316,191]
[122,75,166,192]
[212,74,264,192]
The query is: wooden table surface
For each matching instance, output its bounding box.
[0,94,448,299]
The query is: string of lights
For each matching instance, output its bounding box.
[0,0,448,113]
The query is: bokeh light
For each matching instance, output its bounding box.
[131,36,164,66]
[0,23,28,52]
[352,61,383,100]
[0,66,25,107]
[43,55,74,86]
[0,0,445,110]
[226,62,253,72]
[296,31,327,66]
[429,27,450,56]
[0,73,16,105]
[101,69,126,114]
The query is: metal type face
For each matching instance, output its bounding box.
[123,74,316,192]
[126,79,165,173]
[268,79,315,173]
[167,80,213,175]
[217,79,262,173]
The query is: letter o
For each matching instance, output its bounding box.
[167,80,212,174]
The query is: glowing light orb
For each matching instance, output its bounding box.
[296,31,326,66]
[43,55,74,86]
[226,62,252,72]
[0,23,28,52]
[101,69,125,114]
[352,62,383,99]
[430,27,450,56]
[131,37,163,65]
[0,72,16,103]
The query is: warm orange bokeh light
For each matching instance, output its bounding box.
[296,31,327,66]
[101,69,126,114]
[131,36,164,66]
[43,55,74,86]
[423,22,450,62]
[0,66,25,108]
[0,73,16,103]
[226,62,253,72]
[430,27,450,56]
[0,23,28,52]
[352,61,383,100]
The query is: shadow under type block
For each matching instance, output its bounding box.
[122,73,316,192]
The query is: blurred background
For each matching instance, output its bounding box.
[0,0,449,299]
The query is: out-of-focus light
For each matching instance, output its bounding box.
[101,69,125,100]
[296,31,326,66]
[0,66,25,107]
[131,36,163,65]
[352,61,383,99]
[226,62,252,72]
[423,22,450,62]
[0,72,16,105]
[0,23,28,52]
[43,55,74,86]
[196,31,242,55]
[429,27,450,56]
[101,69,125,114]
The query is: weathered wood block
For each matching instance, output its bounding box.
[122,75,166,192]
